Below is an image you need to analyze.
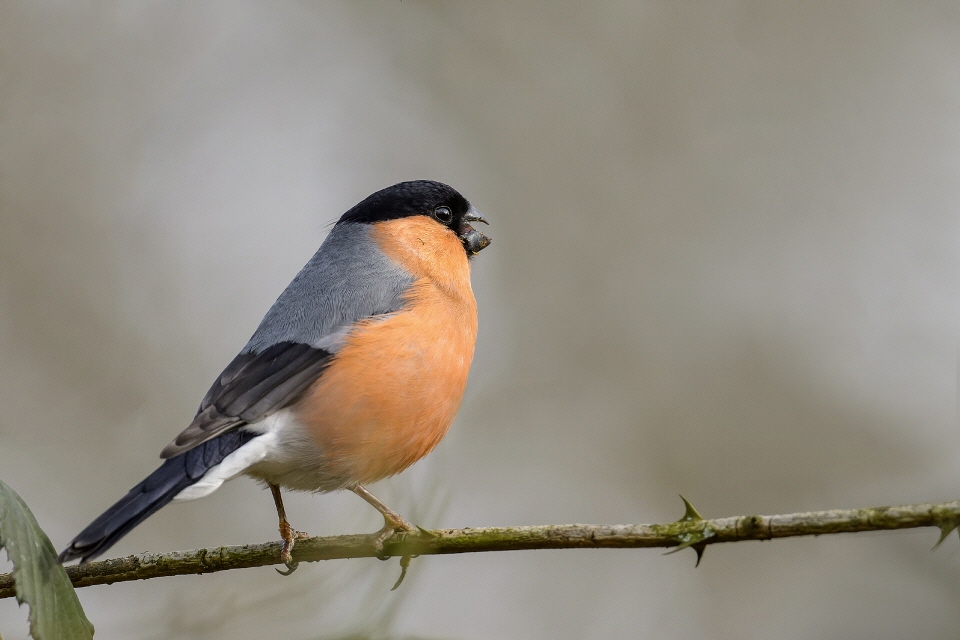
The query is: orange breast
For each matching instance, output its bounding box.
[294,217,478,486]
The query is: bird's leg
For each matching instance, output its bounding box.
[351,485,418,557]
[270,483,309,576]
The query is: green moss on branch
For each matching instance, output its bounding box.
[2,499,957,599]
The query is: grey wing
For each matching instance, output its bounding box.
[160,342,332,458]
[160,222,414,459]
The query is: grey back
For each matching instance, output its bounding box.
[242,222,414,354]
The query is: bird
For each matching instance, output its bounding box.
[58,180,491,574]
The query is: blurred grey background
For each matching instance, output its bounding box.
[3,2,960,639]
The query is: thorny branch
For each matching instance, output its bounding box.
[2,498,958,599]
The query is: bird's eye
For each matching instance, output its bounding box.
[434,206,453,224]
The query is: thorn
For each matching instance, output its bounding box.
[677,495,704,522]
[416,525,438,539]
[693,543,706,567]
[665,498,713,565]
[664,535,703,555]
[932,520,959,550]
[663,537,711,565]
[391,555,413,591]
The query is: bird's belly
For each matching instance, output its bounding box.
[241,410,347,492]
[293,281,478,487]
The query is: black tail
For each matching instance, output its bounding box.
[58,429,261,564]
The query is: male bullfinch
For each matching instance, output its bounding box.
[58,180,491,573]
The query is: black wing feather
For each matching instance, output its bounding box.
[160,341,332,458]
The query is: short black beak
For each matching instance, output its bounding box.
[464,209,489,226]
[459,206,491,255]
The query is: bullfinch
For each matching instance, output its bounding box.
[58,180,491,573]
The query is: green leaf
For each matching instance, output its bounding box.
[0,479,94,639]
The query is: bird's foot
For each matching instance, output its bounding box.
[276,520,310,576]
[370,513,421,590]
[348,484,423,589]
[372,511,418,559]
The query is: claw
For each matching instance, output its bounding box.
[375,521,421,589]
[270,483,308,576]
[391,555,413,591]
[277,519,308,576]
[349,485,422,588]
[372,517,417,559]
